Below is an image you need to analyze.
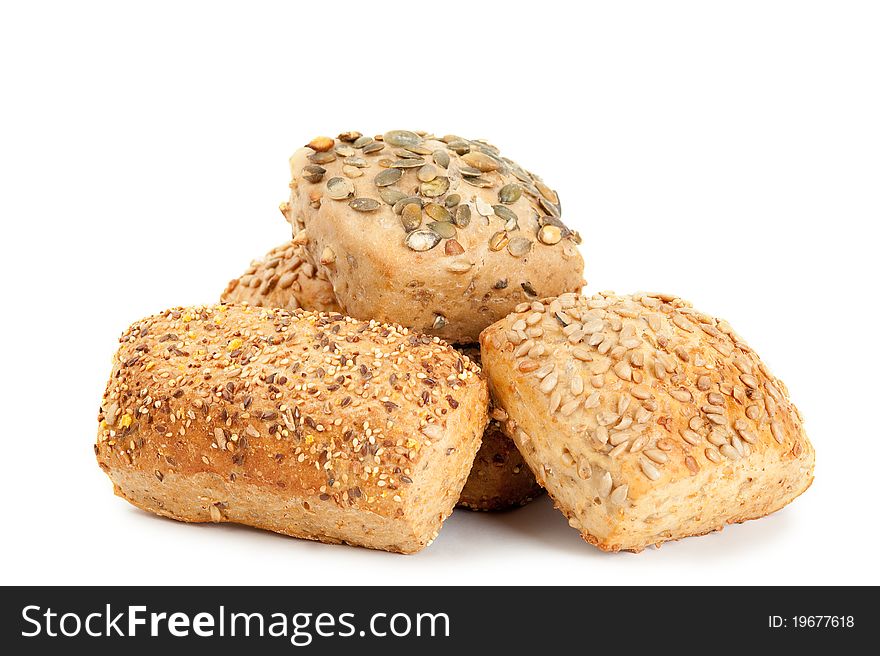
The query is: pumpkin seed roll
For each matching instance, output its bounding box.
[284,130,586,344]
[480,291,815,552]
[96,304,488,553]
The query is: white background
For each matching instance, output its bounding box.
[1,1,878,586]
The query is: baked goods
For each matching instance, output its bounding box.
[455,345,543,511]
[95,304,488,553]
[221,240,341,313]
[285,130,586,344]
[480,291,815,551]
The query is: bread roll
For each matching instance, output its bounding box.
[96,304,488,553]
[480,291,815,551]
[455,345,543,511]
[285,130,586,344]
[221,240,341,313]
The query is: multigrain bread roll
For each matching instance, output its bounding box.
[284,130,586,344]
[480,291,815,552]
[95,304,488,553]
[222,242,543,511]
[455,345,543,511]
[221,240,341,313]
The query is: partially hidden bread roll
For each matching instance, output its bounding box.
[221,243,543,512]
[221,240,341,313]
[455,345,543,511]
[96,304,488,553]
[480,291,815,552]
[285,130,586,344]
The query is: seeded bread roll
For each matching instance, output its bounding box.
[96,305,488,553]
[455,345,543,511]
[480,291,815,552]
[285,130,586,344]
[221,240,342,313]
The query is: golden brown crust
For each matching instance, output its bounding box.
[221,241,342,313]
[285,130,586,343]
[96,304,488,553]
[454,344,543,511]
[480,291,815,552]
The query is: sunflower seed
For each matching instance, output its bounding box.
[307,136,334,152]
[405,230,441,252]
[420,176,449,197]
[639,458,661,481]
[719,444,741,460]
[475,197,494,216]
[489,231,509,251]
[375,168,403,187]
[343,156,368,168]
[770,421,784,444]
[445,239,464,255]
[507,237,532,257]
[433,149,450,168]
[521,281,538,297]
[378,187,406,205]
[338,131,362,143]
[444,193,461,207]
[384,130,422,148]
[391,158,425,169]
[353,135,373,149]
[362,142,385,154]
[680,429,702,445]
[400,203,422,231]
[610,484,629,505]
[418,164,438,182]
[428,221,456,239]
[538,224,562,244]
[309,151,336,164]
[453,204,471,227]
[349,197,379,212]
[598,471,613,497]
[499,183,522,204]
[462,151,499,172]
[302,165,326,183]
[326,177,354,200]
[425,203,451,222]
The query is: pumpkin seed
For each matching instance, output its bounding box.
[307,136,334,152]
[335,144,355,157]
[453,204,471,227]
[489,231,510,251]
[499,183,522,204]
[393,196,423,214]
[447,140,470,155]
[538,224,562,244]
[344,156,368,168]
[384,130,422,148]
[302,165,326,183]
[444,193,461,208]
[539,197,561,218]
[459,166,483,177]
[507,237,532,257]
[418,164,438,182]
[362,142,385,154]
[425,203,451,222]
[403,144,432,155]
[326,177,354,200]
[338,131,362,143]
[433,149,450,168]
[400,203,422,231]
[353,135,373,149]
[405,229,441,252]
[475,197,494,217]
[511,166,532,184]
[420,176,449,197]
[350,197,380,212]
[374,168,403,187]
[493,205,518,224]
[342,164,363,178]
[308,151,336,164]
[391,158,425,168]
[428,221,456,239]
[445,239,464,256]
[463,176,493,188]
[378,187,406,205]
[535,180,559,204]
[462,151,499,172]
[377,158,394,168]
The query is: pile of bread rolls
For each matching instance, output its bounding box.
[96,130,815,553]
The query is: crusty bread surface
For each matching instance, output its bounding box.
[480,291,815,551]
[96,304,488,553]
